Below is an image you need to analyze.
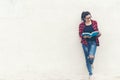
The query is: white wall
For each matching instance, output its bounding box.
[0,0,120,80]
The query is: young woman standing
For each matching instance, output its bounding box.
[79,11,101,80]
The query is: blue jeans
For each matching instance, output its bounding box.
[82,41,97,75]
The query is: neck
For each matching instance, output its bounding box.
[86,20,91,23]
[85,20,92,25]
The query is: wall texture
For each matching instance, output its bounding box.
[0,0,120,80]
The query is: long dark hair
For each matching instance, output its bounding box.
[81,11,91,22]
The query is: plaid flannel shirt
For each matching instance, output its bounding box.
[79,20,100,46]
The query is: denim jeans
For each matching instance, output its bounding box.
[82,41,97,75]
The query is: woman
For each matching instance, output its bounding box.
[79,11,101,80]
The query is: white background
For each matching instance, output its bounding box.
[0,0,120,80]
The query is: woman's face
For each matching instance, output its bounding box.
[85,14,91,22]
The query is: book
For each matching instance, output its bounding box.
[82,31,99,37]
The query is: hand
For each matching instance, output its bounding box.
[83,36,91,39]
[87,36,92,38]
[97,32,101,37]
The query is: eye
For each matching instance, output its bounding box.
[85,17,91,19]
